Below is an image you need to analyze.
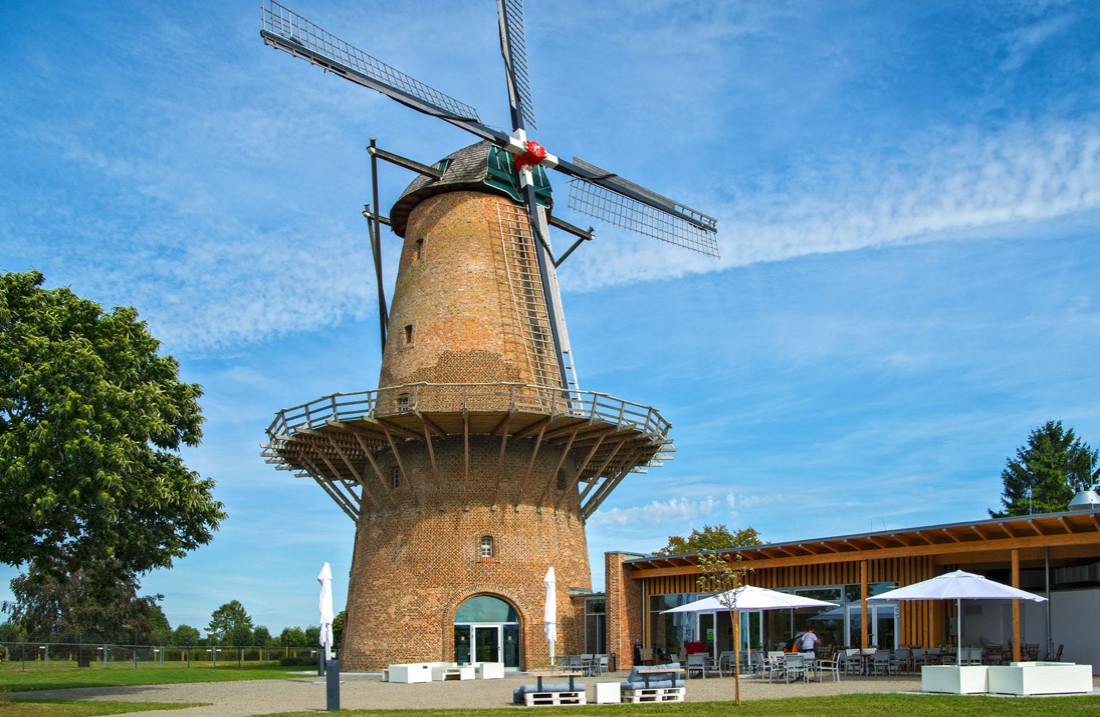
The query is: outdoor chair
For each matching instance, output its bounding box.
[1044,644,1064,662]
[1022,643,1040,661]
[595,654,609,674]
[894,647,912,673]
[784,653,809,684]
[637,647,654,666]
[840,648,862,675]
[764,652,785,683]
[718,650,739,677]
[872,649,895,676]
[815,650,841,682]
[686,652,707,679]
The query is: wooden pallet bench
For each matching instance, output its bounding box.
[621,687,685,703]
[523,690,587,707]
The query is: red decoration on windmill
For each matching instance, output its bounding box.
[514,140,547,171]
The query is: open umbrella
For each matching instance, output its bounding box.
[318,562,335,663]
[867,569,1046,665]
[544,567,557,668]
[661,585,837,614]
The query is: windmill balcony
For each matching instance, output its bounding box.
[262,382,674,520]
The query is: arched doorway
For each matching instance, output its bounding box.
[454,595,521,669]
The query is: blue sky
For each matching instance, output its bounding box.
[2,0,1098,635]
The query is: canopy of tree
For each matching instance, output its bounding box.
[0,271,226,580]
[207,600,256,646]
[655,524,763,555]
[990,420,1099,518]
[5,560,170,643]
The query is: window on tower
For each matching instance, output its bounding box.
[413,238,424,261]
[480,536,494,559]
[404,324,414,345]
[391,467,401,489]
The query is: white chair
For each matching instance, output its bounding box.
[686,652,707,679]
[815,650,841,682]
[784,653,809,683]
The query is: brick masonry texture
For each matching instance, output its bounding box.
[340,190,585,671]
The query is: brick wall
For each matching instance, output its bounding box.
[605,552,645,668]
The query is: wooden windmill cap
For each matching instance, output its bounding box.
[389,141,551,237]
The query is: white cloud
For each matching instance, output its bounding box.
[559,118,1100,291]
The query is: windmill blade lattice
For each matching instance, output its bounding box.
[261,0,482,124]
[497,0,538,130]
[567,162,720,258]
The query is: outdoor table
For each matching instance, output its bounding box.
[530,671,583,691]
[636,666,684,688]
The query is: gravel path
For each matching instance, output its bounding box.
[10,671,939,715]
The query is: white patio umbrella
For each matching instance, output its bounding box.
[867,569,1047,665]
[318,562,335,663]
[544,567,557,668]
[661,585,838,614]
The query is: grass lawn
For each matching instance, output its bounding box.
[0,665,295,694]
[266,693,1100,717]
[0,698,203,717]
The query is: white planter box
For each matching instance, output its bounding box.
[474,662,505,679]
[595,682,622,704]
[988,662,1093,695]
[921,665,988,694]
[387,663,433,684]
[431,664,475,681]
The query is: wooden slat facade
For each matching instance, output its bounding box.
[612,509,1100,658]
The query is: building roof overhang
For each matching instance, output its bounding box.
[624,509,1100,576]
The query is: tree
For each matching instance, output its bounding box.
[697,551,753,707]
[253,626,273,648]
[332,610,346,649]
[0,271,226,581]
[279,626,307,648]
[207,600,254,645]
[5,560,169,643]
[656,524,763,555]
[990,420,1099,517]
[173,624,201,648]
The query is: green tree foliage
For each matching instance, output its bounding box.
[252,626,273,648]
[990,420,1099,518]
[279,626,307,647]
[656,524,763,555]
[332,610,346,649]
[207,600,254,645]
[172,624,201,647]
[0,271,226,580]
[5,560,170,643]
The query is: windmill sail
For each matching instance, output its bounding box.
[261,1,493,135]
[497,0,538,130]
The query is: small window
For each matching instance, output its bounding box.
[391,467,401,490]
[404,324,414,345]
[413,238,424,261]
[397,393,409,414]
[480,536,494,559]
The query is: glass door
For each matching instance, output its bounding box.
[473,625,501,664]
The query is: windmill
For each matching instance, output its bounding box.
[260,0,718,670]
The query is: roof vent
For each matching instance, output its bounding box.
[1068,490,1100,511]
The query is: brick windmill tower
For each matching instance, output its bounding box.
[260,0,718,671]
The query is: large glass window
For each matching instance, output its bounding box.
[584,597,606,654]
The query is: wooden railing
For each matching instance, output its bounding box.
[267,382,670,441]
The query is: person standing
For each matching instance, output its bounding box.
[798,626,820,654]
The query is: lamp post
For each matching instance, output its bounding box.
[39,644,48,667]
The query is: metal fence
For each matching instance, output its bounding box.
[0,641,318,670]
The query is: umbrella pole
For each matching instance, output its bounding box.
[956,598,962,667]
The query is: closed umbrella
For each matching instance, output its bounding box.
[544,567,557,668]
[318,562,335,663]
[868,569,1046,665]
